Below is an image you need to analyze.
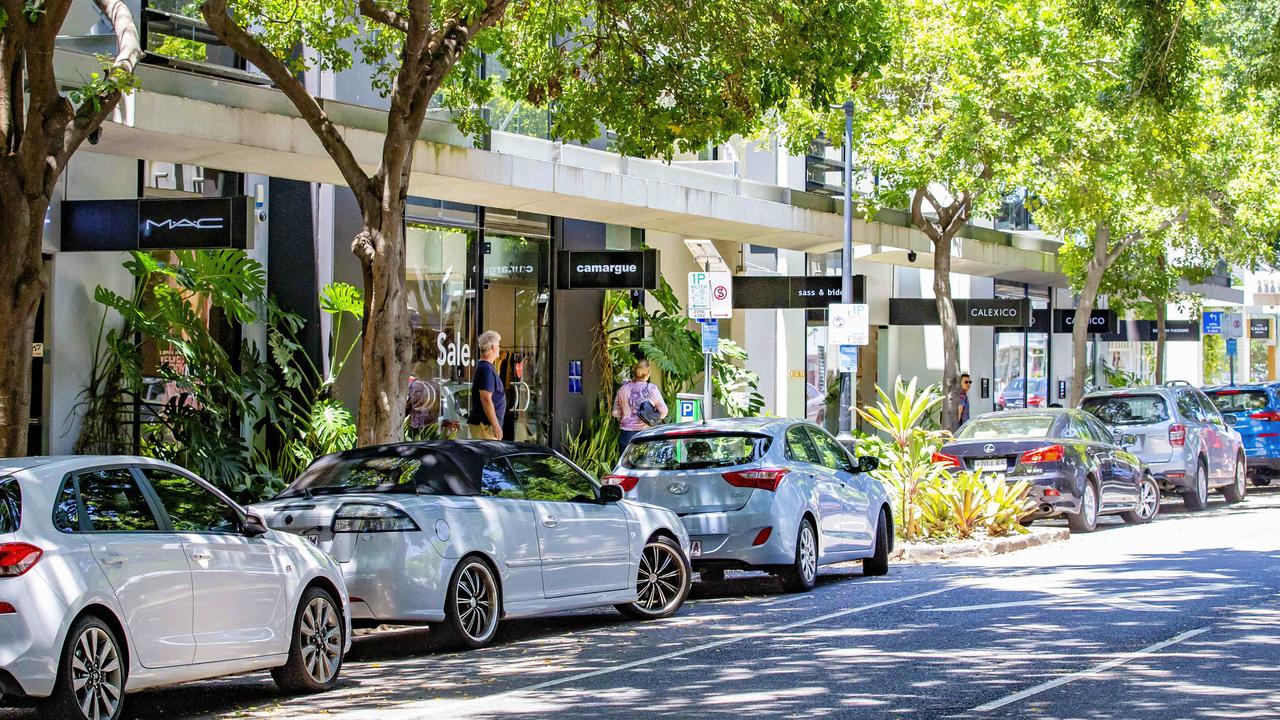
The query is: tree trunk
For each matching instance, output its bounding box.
[0,193,49,456]
[353,208,411,447]
[933,234,962,432]
[1069,261,1105,407]
[1155,301,1167,383]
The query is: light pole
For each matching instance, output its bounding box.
[837,101,855,442]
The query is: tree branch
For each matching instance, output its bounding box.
[1105,208,1188,267]
[201,0,371,198]
[357,0,410,33]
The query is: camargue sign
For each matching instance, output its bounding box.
[556,250,659,290]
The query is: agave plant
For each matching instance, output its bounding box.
[858,376,946,449]
[982,476,1036,537]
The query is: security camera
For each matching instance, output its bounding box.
[256,210,268,223]
[907,250,918,263]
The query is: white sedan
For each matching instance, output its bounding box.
[0,456,351,720]
[251,441,693,649]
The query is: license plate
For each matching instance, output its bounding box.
[974,458,1007,473]
[689,540,702,557]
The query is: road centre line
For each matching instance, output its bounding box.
[969,626,1211,713]
[362,586,958,720]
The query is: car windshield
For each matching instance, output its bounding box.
[1208,390,1270,414]
[1081,395,1170,426]
[957,415,1056,439]
[622,433,771,470]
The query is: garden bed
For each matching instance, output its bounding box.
[887,526,1071,563]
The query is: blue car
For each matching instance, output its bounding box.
[1205,383,1280,486]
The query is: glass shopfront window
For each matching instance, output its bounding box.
[403,205,552,443]
[994,284,1051,410]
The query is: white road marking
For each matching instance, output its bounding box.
[969,626,1211,713]
[354,586,959,720]
[925,591,1175,614]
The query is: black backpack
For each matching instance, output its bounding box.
[635,383,664,426]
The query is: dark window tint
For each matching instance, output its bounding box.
[1081,395,1170,426]
[0,477,19,533]
[1208,390,1271,414]
[281,450,466,497]
[807,428,853,472]
[1080,414,1117,444]
[143,469,241,533]
[76,469,160,532]
[480,462,524,499]
[507,455,595,503]
[621,433,770,470]
[53,479,79,532]
[1176,392,1206,422]
[786,426,821,463]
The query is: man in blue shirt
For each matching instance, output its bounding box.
[469,330,506,440]
[956,372,972,427]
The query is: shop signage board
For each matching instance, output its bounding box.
[1250,318,1273,340]
[62,197,254,251]
[732,275,865,309]
[688,271,733,319]
[556,249,659,290]
[829,303,869,346]
[1202,311,1223,335]
[1051,309,1117,334]
[1102,320,1201,342]
[1223,313,1245,339]
[889,298,1031,327]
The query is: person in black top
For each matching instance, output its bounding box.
[469,330,506,440]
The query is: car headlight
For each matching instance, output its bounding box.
[332,503,420,533]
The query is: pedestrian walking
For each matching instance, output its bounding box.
[468,330,505,440]
[613,358,667,452]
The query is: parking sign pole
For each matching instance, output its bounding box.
[838,101,855,442]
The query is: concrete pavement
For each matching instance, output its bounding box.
[6,486,1279,719]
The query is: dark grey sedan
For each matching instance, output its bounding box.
[936,409,1160,533]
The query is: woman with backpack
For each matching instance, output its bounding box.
[613,358,668,452]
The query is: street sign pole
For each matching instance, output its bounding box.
[838,101,855,443]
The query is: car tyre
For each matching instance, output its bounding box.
[431,556,501,650]
[1182,462,1209,512]
[779,518,818,593]
[41,615,126,720]
[272,585,344,693]
[616,536,691,620]
[1121,473,1160,524]
[862,508,890,577]
[1067,478,1099,533]
[1222,457,1247,504]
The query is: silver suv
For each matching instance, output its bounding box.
[1080,382,1247,510]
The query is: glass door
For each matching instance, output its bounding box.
[481,233,551,443]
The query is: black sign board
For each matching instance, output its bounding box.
[556,249,659,290]
[62,197,253,252]
[1101,319,1201,342]
[1052,308,1117,334]
[1250,318,1273,340]
[890,298,1031,326]
[733,275,865,309]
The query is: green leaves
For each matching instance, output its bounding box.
[319,282,364,317]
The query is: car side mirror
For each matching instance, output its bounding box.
[598,484,625,503]
[1220,413,1237,425]
[242,511,269,537]
[857,455,880,473]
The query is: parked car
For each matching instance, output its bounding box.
[0,456,350,720]
[251,442,691,650]
[1081,383,1247,510]
[996,377,1048,410]
[935,409,1160,533]
[604,418,891,592]
[1204,383,1280,487]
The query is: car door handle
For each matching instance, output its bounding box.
[101,553,126,566]
[191,551,212,561]
[542,515,559,528]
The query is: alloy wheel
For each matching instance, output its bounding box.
[71,626,122,720]
[1198,466,1209,505]
[299,597,342,685]
[1235,463,1246,496]
[1083,483,1098,527]
[454,562,498,642]
[1137,478,1160,520]
[634,541,687,614]
[798,523,817,585]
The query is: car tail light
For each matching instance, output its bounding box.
[722,469,788,491]
[601,474,640,492]
[0,543,42,577]
[1216,389,1242,395]
[1043,488,1061,497]
[0,602,14,614]
[752,527,773,546]
[1020,445,1065,464]
[1169,424,1187,447]
[1028,396,1044,408]
[1250,411,1280,422]
[332,504,420,533]
[931,452,962,468]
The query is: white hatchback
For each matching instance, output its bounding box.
[0,456,351,720]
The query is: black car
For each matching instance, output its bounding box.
[936,409,1160,533]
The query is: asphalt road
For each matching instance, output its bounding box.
[8,486,1280,719]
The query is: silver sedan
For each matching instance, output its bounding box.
[604,418,892,591]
